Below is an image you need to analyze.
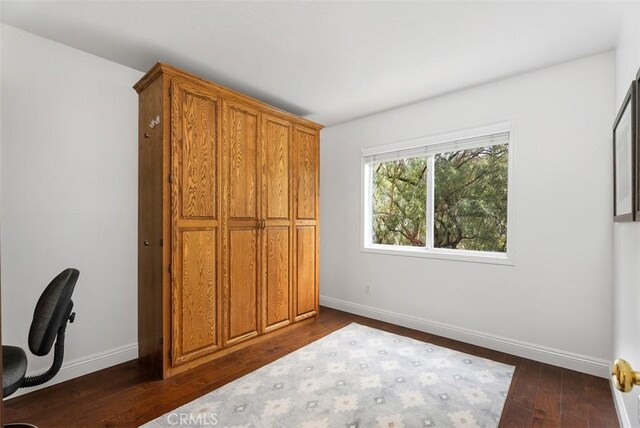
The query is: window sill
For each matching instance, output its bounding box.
[361,244,514,266]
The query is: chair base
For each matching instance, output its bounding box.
[4,424,38,428]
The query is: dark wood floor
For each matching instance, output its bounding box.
[5,307,618,427]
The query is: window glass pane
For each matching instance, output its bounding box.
[434,144,508,252]
[372,157,427,247]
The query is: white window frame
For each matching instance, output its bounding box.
[361,122,515,266]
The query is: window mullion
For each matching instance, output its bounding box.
[425,155,435,250]
[363,162,373,246]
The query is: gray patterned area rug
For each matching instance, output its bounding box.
[144,323,514,428]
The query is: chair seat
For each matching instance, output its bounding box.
[3,345,27,397]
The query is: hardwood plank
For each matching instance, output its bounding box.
[509,357,543,411]
[532,365,562,427]
[3,307,618,428]
[560,368,589,428]
[585,372,619,428]
[499,401,534,428]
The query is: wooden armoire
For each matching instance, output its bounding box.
[134,63,322,378]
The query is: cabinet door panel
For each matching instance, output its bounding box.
[264,227,290,331]
[294,127,317,220]
[295,226,317,319]
[264,118,290,220]
[173,229,218,364]
[171,80,220,367]
[227,228,259,343]
[227,105,259,219]
[293,126,318,322]
[260,115,292,333]
[222,100,261,346]
[180,91,217,218]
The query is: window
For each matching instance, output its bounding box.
[362,123,513,264]
[372,157,427,247]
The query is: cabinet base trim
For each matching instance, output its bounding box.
[225,330,260,347]
[264,319,292,334]
[294,311,316,322]
[164,318,316,377]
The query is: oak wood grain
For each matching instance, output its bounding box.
[226,228,259,344]
[221,100,262,348]
[295,226,316,319]
[264,227,290,330]
[263,116,290,220]
[226,102,259,220]
[172,229,218,365]
[180,90,216,219]
[293,126,317,220]
[292,125,319,322]
[260,114,293,333]
[170,79,221,369]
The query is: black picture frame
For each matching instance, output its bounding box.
[635,68,640,220]
[613,81,637,222]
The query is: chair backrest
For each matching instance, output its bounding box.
[28,268,79,356]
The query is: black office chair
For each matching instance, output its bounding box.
[2,268,78,402]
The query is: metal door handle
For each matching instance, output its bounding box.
[612,359,640,392]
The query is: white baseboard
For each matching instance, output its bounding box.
[320,295,610,378]
[612,382,634,428]
[4,343,138,400]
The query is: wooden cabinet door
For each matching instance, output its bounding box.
[222,100,261,346]
[260,115,292,333]
[170,80,220,366]
[292,125,319,321]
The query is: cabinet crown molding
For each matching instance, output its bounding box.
[133,62,323,131]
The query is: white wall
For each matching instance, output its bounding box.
[320,52,615,377]
[0,25,143,395]
[612,3,640,426]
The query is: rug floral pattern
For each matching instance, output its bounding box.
[144,323,514,428]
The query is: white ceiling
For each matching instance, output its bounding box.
[0,1,632,126]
